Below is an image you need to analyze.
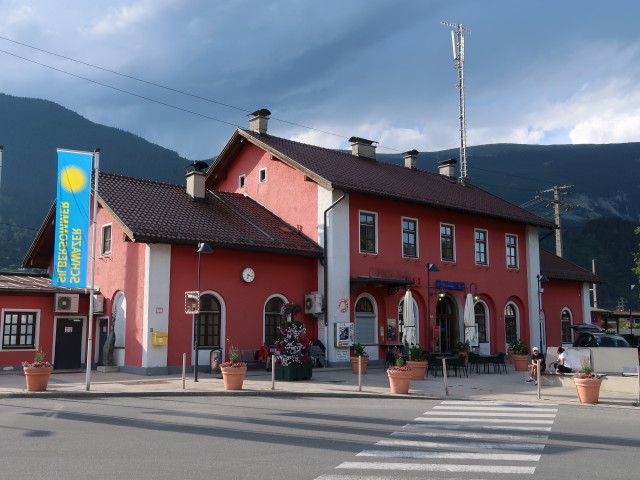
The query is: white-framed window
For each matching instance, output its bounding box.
[475,302,488,343]
[475,229,488,265]
[504,302,519,346]
[264,295,287,345]
[359,211,378,254]
[259,168,267,183]
[505,234,518,269]
[440,223,455,262]
[561,309,573,344]
[354,296,377,345]
[401,217,418,258]
[2,309,39,349]
[101,224,112,256]
[238,174,246,189]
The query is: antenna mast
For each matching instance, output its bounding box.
[442,22,471,180]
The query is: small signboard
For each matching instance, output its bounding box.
[335,348,350,362]
[185,291,200,314]
[336,322,354,347]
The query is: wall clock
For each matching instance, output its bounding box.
[241,267,255,283]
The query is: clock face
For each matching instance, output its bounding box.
[241,267,255,283]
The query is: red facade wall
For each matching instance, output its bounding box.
[348,192,531,355]
[209,143,320,242]
[540,279,585,347]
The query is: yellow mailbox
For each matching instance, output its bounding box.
[151,332,168,346]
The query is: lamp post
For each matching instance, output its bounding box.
[537,274,549,352]
[426,263,440,351]
[194,242,213,382]
[630,284,637,335]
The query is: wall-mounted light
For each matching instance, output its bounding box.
[469,282,480,301]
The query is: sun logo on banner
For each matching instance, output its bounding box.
[60,165,88,193]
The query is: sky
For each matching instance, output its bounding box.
[1,0,639,160]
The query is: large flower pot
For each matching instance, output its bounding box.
[574,377,603,403]
[23,366,53,391]
[511,354,530,371]
[507,348,514,364]
[220,365,247,390]
[275,363,313,381]
[387,369,413,394]
[350,356,369,374]
[406,360,428,380]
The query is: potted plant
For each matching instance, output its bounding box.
[22,347,53,391]
[407,344,428,380]
[386,355,413,394]
[350,343,369,374]
[220,347,247,390]
[455,340,470,366]
[274,321,313,381]
[573,360,603,403]
[509,339,530,371]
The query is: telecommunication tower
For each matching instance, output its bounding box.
[441,22,471,180]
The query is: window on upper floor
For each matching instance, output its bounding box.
[2,311,37,349]
[238,174,246,189]
[402,218,418,258]
[475,229,488,265]
[259,168,267,183]
[440,223,455,262]
[101,224,112,256]
[359,212,377,254]
[506,234,518,269]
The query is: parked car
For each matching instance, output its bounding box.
[621,334,640,352]
[570,324,603,333]
[573,332,632,348]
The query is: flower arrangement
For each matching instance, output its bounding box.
[221,345,246,368]
[455,341,470,353]
[351,343,368,357]
[280,301,302,319]
[574,359,600,379]
[387,354,412,371]
[22,347,51,368]
[509,339,529,355]
[408,344,426,361]
[274,321,311,366]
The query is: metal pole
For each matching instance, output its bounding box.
[85,149,100,391]
[271,355,275,390]
[358,355,362,392]
[536,359,541,400]
[194,250,202,382]
[182,353,186,390]
[442,358,449,396]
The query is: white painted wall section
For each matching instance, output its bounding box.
[525,226,542,350]
[142,243,171,368]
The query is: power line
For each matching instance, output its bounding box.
[0,222,39,231]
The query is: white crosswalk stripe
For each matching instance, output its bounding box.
[315,400,559,480]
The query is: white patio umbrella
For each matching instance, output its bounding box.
[402,289,416,346]
[463,292,478,346]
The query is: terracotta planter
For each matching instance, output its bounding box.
[511,354,530,371]
[507,348,514,364]
[387,369,413,394]
[406,360,428,380]
[574,377,603,403]
[220,365,247,390]
[350,356,369,374]
[23,366,53,391]
[460,352,469,366]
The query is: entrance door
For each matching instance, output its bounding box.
[98,318,109,366]
[54,318,83,370]
[436,297,456,353]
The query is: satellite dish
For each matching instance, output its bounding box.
[248,108,271,117]
[185,161,209,172]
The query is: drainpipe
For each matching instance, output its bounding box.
[322,190,346,362]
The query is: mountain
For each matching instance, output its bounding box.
[1,93,638,309]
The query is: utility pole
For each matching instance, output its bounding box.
[442,22,470,181]
[536,184,576,257]
[591,259,598,309]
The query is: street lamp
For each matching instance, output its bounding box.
[426,263,440,351]
[630,284,637,336]
[537,274,549,352]
[194,242,213,382]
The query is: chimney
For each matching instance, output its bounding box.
[349,136,377,159]
[438,158,457,177]
[403,149,419,169]
[186,170,206,199]
[247,108,271,134]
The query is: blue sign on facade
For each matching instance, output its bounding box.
[435,280,466,291]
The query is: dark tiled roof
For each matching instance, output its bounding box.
[540,249,603,283]
[98,172,322,257]
[210,129,555,228]
[0,273,86,294]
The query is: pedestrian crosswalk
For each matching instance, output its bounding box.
[315,400,559,480]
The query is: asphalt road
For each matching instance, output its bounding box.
[1,396,638,479]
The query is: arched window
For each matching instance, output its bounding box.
[475,303,487,343]
[355,297,376,344]
[561,309,572,343]
[197,294,221,347]
[504,303,518,345]
[264,297,285,345]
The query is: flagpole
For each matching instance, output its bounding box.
[85,148,100,391]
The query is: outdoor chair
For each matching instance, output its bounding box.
[384,350,396,371]
[489,352,508,374]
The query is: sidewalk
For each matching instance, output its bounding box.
[1,364,638,408]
